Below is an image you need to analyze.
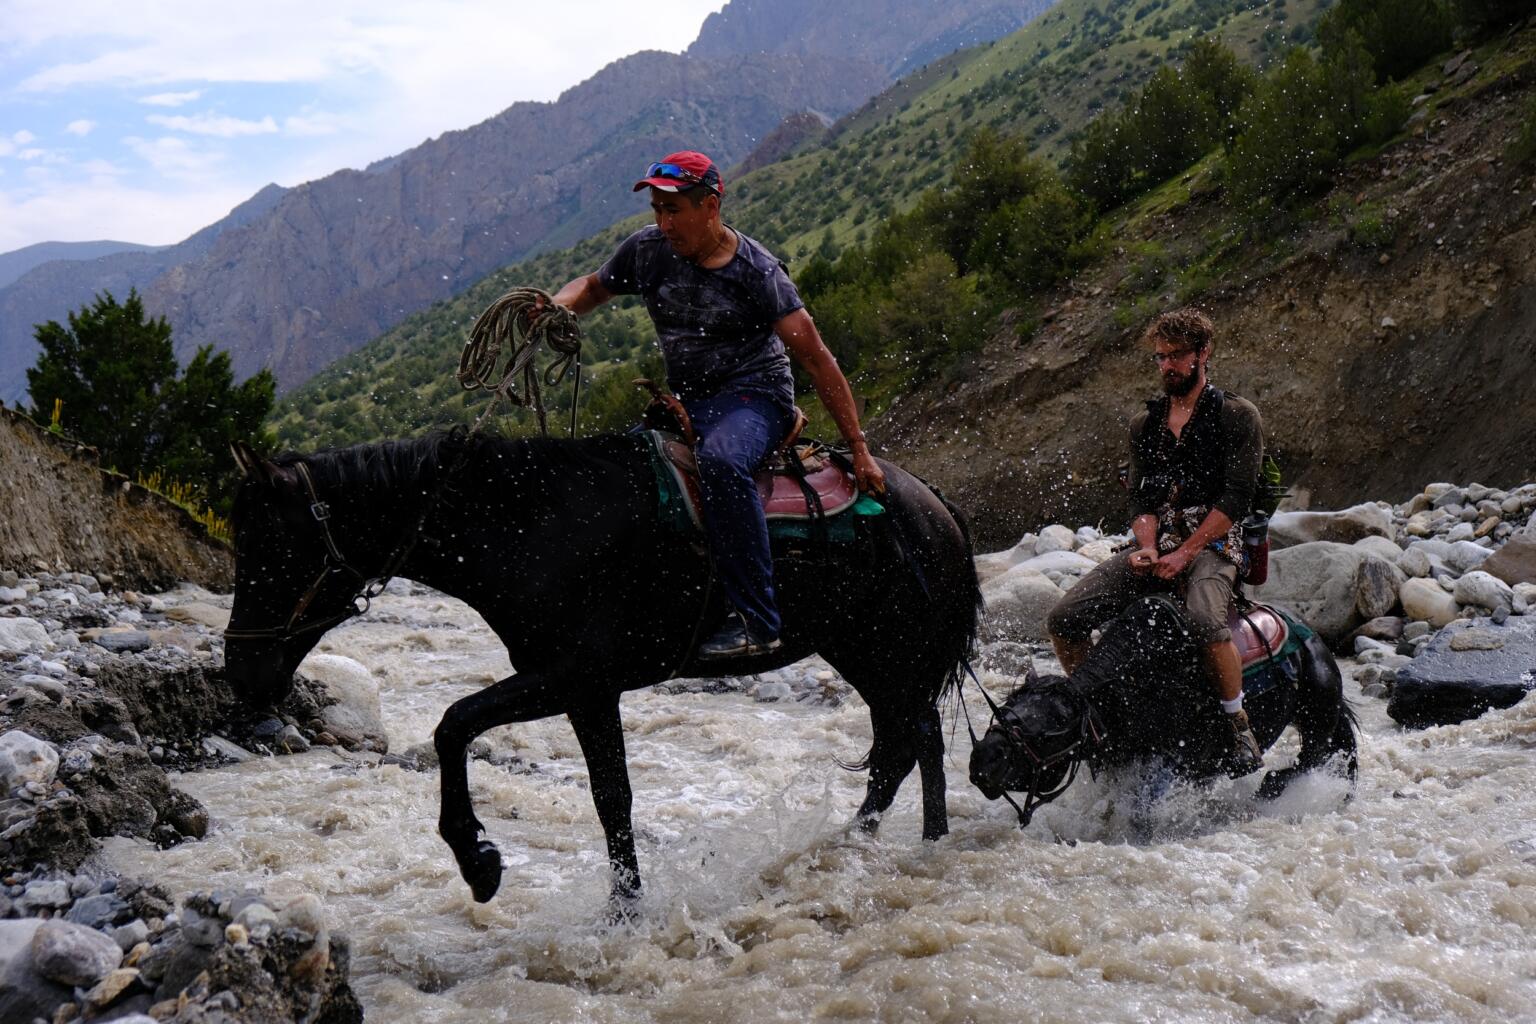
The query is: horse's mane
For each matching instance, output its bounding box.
[276,429,634,497]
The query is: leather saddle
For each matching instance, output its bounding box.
[1228,602,1291,671]
[636,379,860,530]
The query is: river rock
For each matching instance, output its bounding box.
[0,730,60,790]
[1353,535,1404,564]
[1077,539,1118,564]
[1453,571,1514,615]
[1017,550,1098,576]
[64,893,130,930]
[1268,503,1393,550]
[31,918,123,987]
[298,654,387,752]
[1389,616,1536,727]
[0,617,52,654]
[1250,542,1399,645]
[202,736,256,763]
[1397,546,1446,579]
[0,919,74,1023]
[163,602,231,630]
[1443,540,1495,575]
[1400,577,1461,628]
[88,629,153,654]
[1480,530,1536,586]
[1035,525,1077,555]
[980,567,1063,641]
[1351,616,1405,644]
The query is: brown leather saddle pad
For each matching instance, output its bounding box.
[1228,603,1291,671]
[655,434,859,529]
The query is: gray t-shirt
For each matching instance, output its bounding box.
[597,225,801,408]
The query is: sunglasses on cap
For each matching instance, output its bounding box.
[646,162,720,194]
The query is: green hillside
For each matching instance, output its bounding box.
[269,0,1331,448]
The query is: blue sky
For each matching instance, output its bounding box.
[0,0,726,252]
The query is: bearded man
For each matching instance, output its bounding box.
[1046,308,1265,775]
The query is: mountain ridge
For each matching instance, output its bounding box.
[0,0,1043,405]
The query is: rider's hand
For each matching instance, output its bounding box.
[851,446,885,495]
[1128,547,1159,573]
[1153,545,1194,580]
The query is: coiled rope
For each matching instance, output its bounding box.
[457,286,583,435]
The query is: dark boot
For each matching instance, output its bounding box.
[1225,708,1263,778]
[698,617,782,660]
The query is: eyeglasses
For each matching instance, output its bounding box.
[1150,348,1196,365]
[646,162,719,194]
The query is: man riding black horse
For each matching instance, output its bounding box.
[1046,307,1266,776]
[544,150,883,660]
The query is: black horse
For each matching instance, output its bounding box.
[968,595,1357,822]
[224,430,980,906]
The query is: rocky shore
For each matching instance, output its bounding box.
[1,479,1533,1021]
[0,575,365,1023]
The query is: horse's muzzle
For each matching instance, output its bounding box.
[968,733,1012,801]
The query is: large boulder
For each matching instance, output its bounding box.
[297,654,387,752]
[980,567,1063,641]
[31,919,123,988]
[1268,503,1394,550]
[1389,616,1536,727]
[0,730,59,790]
[0,617,51,654]
[1250,542,1402,645]
[0,920,73,1023]
[1453,571,1515,616]
[1481,530,1536,587]
[1015,550,1098,576]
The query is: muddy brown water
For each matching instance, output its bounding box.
[105,591,1536,1023]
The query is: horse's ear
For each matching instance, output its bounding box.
[1025,657,1040,687]
[229,440,294,490]
[230,440,260,479]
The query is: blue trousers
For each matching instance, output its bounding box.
[683,391,791,643]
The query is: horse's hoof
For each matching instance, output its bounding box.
[1256,769,1293,801]
[855,813,881,836]
[458,839,503,903]
[606,891,641,926]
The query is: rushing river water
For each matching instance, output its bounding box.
[105,589,1536,1023]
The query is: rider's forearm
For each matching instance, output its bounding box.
[808,362,869,452]
[1132,514,1159,551]
[551,273,611,316]
[1179,508,1235,554]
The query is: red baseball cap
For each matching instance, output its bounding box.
[632,151,723,196]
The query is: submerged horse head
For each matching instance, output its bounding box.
[968,674,1101,812]
[969,595,1358,818]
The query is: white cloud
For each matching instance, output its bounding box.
[0,176,256,249]
[65,119,95,136]
[18,148,47,161]
[282,111,343,137]
[146,112,279,137]
[123,135,227,179]
[12,130,37,145]
[0,140,12,158]
[139,90,202,107]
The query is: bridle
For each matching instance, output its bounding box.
[963,661,1106,828]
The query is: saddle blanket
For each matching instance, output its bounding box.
[641,429,884,541]
[1232,603,1314,693]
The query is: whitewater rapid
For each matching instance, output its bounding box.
[104,590,1536,1023]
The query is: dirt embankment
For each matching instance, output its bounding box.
[0,405,232,591]
[882,33,1536,551]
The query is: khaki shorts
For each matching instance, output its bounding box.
[1046,548,1238,646]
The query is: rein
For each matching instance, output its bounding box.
[961,659,1105,829]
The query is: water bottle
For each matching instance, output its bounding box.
[1241,513,1270,586]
